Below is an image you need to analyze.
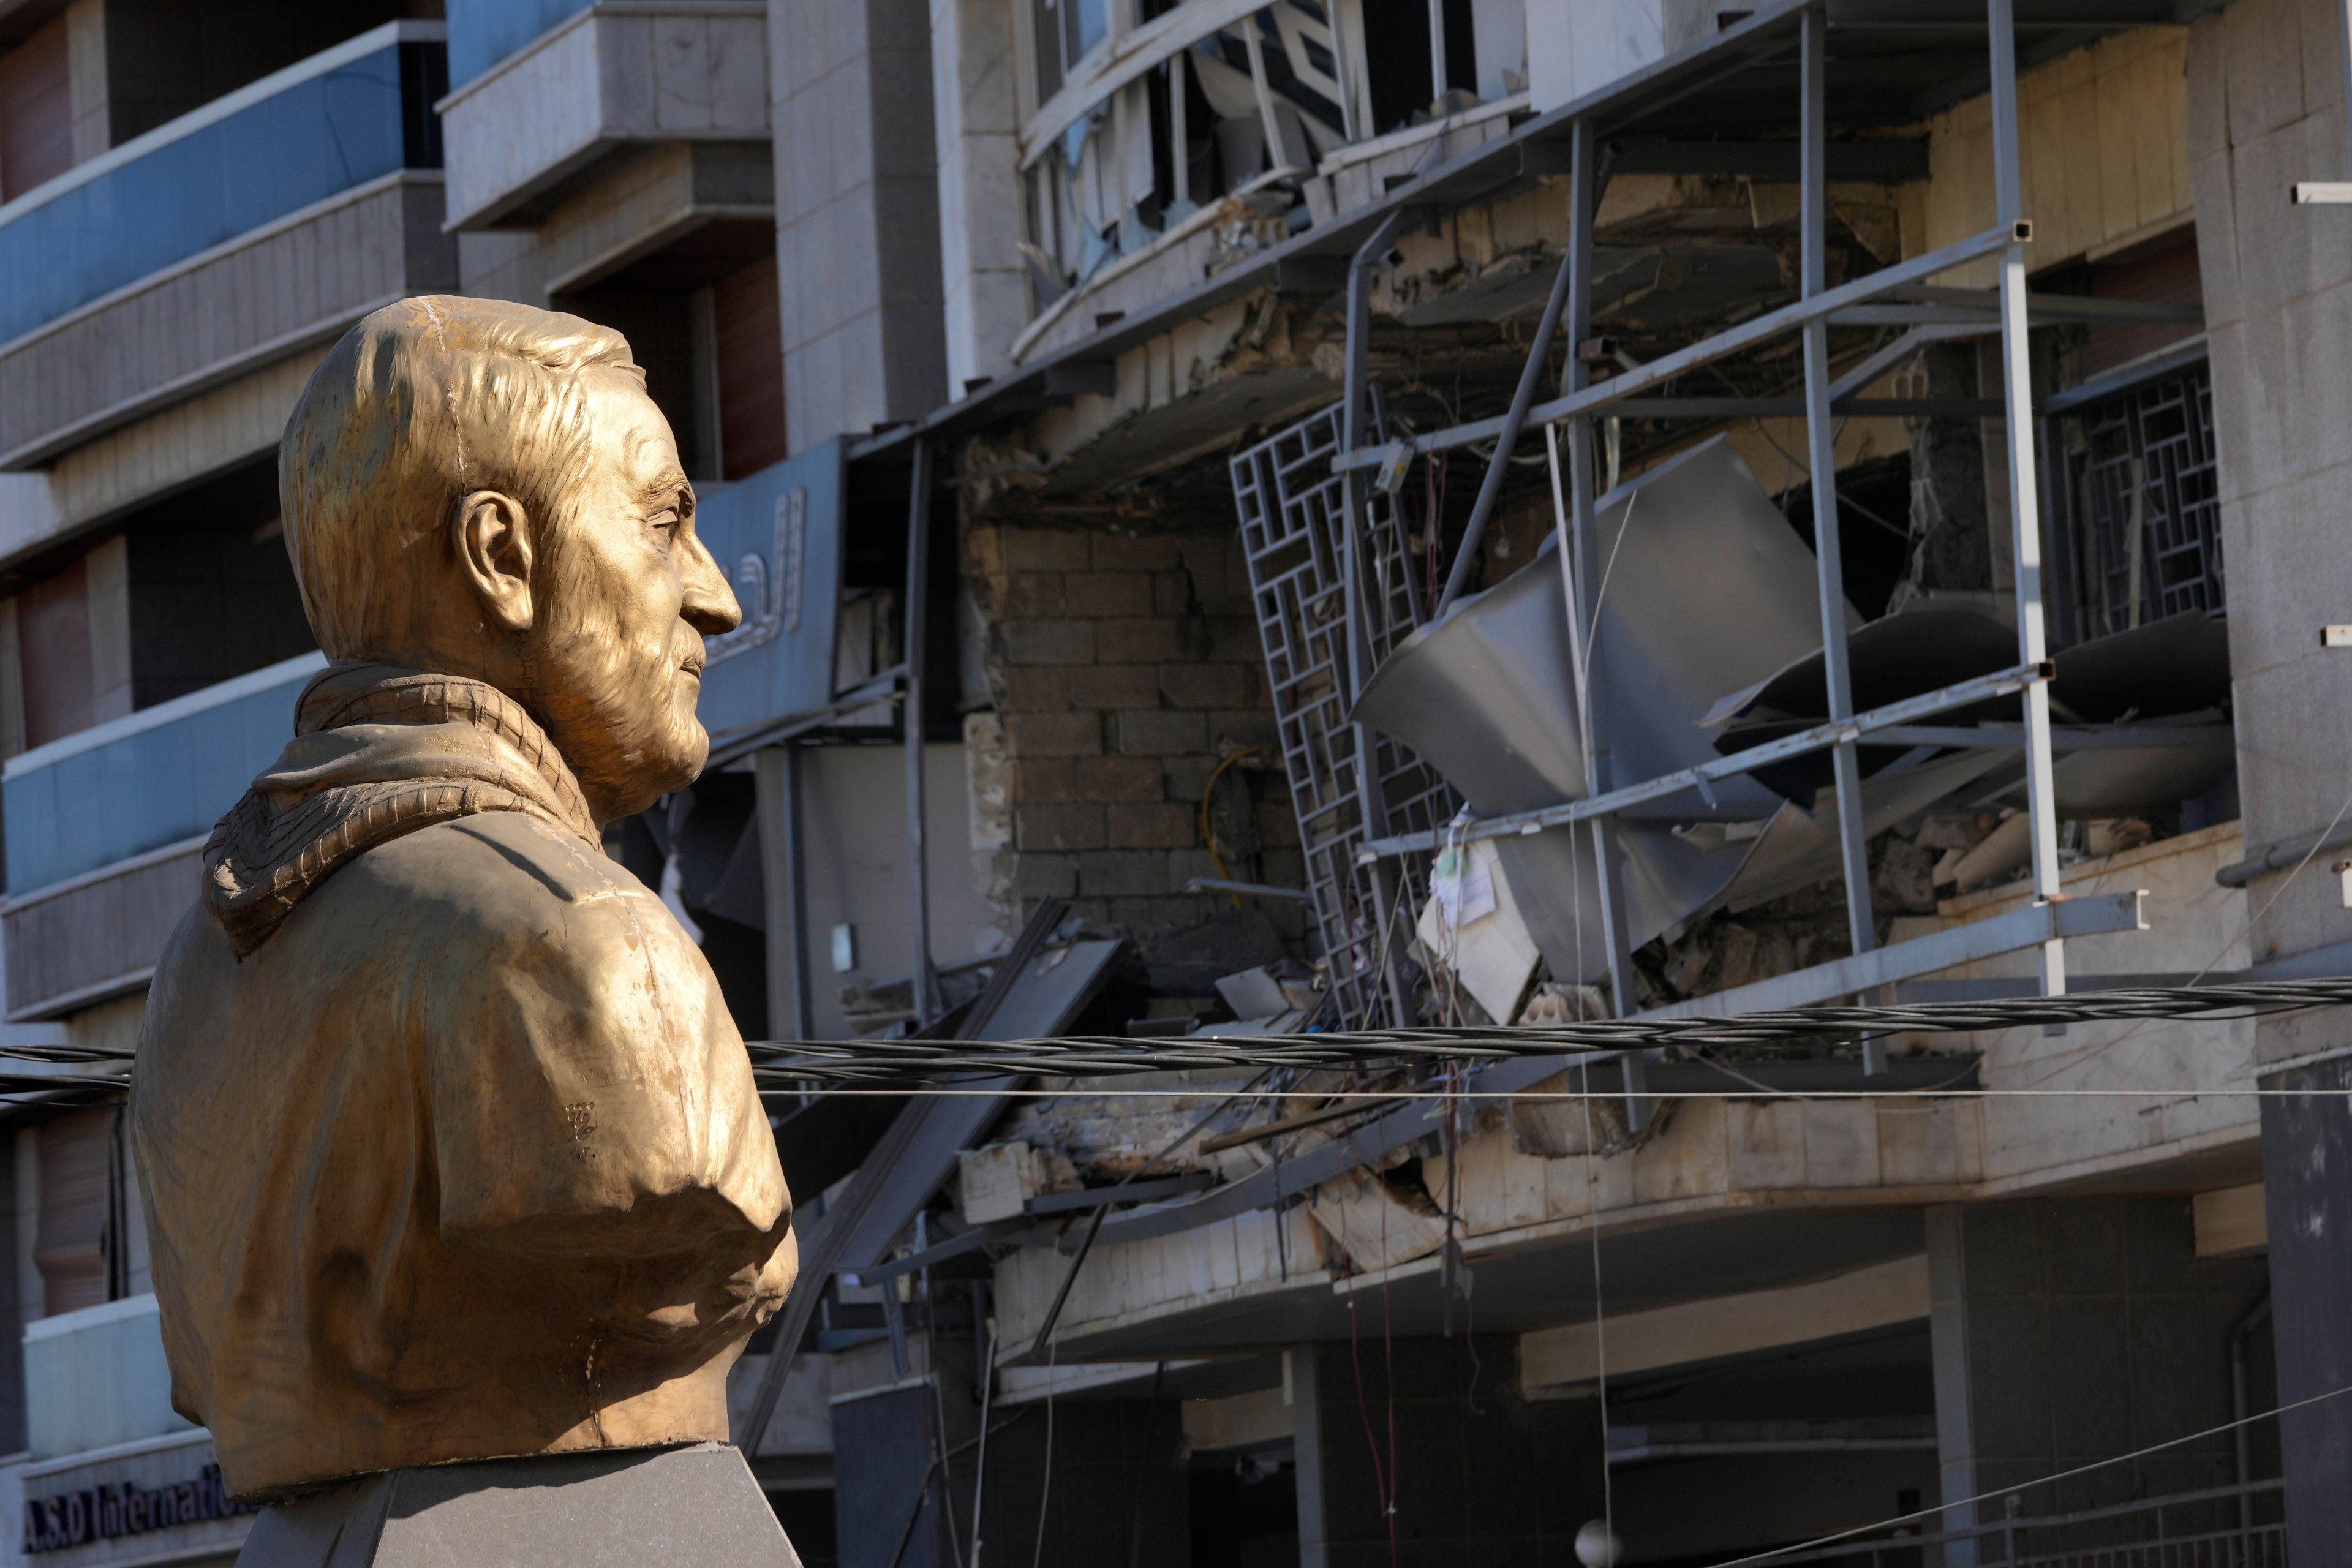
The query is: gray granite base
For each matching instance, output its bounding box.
[232,1442,802,1567]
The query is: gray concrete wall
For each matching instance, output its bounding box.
[768,0,946,452]
[2188,2,2352,1558]
[2190,0,2352,1004]
[1927,1198,2267,1561]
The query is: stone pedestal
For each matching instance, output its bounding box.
[233,1442,801,1567]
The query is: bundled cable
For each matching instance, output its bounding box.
[24,975,2352,1093]
[742,975,2352,1085]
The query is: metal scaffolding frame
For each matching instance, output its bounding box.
[1338,0,2084,1075]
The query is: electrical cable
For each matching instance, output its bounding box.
[1578,1063,1616,1558]
[734,1084,2352,1101]
[53,968,2352,1098]
[718,976,2352,1084]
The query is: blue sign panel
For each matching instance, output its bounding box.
[693,440,845,746]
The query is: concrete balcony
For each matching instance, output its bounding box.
[0,22,456,472]
[24,1297,193,1461]
[437,2,769,232]
[13,1297,254,1561]
[1,653,325,1021]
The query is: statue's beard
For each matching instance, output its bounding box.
[527,615,710,824]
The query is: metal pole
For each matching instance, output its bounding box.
[1551,116,1647,1126]
[1344,209,1415,1027]
[1800,6,1882,1070]
[1324,0,1359,143]
[755,744,815,1040]
[1168,53,1191,214]
[1426,0,1449,106]
[904,437,940,1025]
[1987,0,2068,996]
[1241,24,1288,174]
[1436,246,1577,617]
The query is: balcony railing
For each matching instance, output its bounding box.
[435,1,768,231]
[2,653,325,903]
[448,0,596,87]
[24,1295,195,1461]
[0,22,446,354]
[1009,0,1528,360]
[1743,1480,2287,1567]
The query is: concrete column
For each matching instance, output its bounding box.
[64,0,107,164]
[2260,1057,2352,1564]
[769,0,948,453]
[1926,1198,2265,1563]
[2182,0,2352,1552]
[927,0,1026,398]
[1290,1333,1599,1567]
[83,534,130,725]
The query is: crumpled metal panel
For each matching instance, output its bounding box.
[1354,436,1852,980]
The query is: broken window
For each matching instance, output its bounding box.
[1016,0,1526,314]
[2054,360,2223,645]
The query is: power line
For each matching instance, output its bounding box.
[34,973,2352,1096]
[735,976,2352,1084]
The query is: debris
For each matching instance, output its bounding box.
[957,1142,1077,1224]
[1415,839,1542,1024]
[1139,909,1289,995]
[1212,961,1321,1031]
[1515,983,1607,1025]
[1874,834,1940,913]
[1356,437,1840,981]
[1506,1070,1667,1158]
[1943,809,2029,892]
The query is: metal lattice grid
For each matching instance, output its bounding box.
[1229,398,1456,1027]
[2067,361,2223,640]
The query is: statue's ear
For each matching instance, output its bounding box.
[452,490,535,634]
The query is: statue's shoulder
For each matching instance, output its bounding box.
[344,812,662,929]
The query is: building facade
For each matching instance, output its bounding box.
[0,0,2346,1565]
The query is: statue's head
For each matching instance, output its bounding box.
[281,296,740,823]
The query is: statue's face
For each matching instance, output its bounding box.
[532,379,739,822]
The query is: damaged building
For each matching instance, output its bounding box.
[0,0,2350,1564]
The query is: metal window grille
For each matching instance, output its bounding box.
[1229,398,1455,1027]
[2062,361,2223,641]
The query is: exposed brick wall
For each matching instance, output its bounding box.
[963,521,1303,941]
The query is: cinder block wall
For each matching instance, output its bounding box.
[960,521,1303,940]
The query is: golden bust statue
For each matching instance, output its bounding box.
[130,297,797,1502]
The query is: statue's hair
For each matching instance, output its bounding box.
[279,296,645,659]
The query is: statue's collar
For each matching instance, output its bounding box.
[289,663,597,831]
[200,663,600,956]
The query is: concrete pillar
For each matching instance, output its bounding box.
[1289,1333,1600,1567]
[768,0,948,453]
[1926,1198,2265,1563]
[927,0,1026,398]
[2260,1057,2352,1564]
[2183,0,2352,1554]
[64,0,107,164]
